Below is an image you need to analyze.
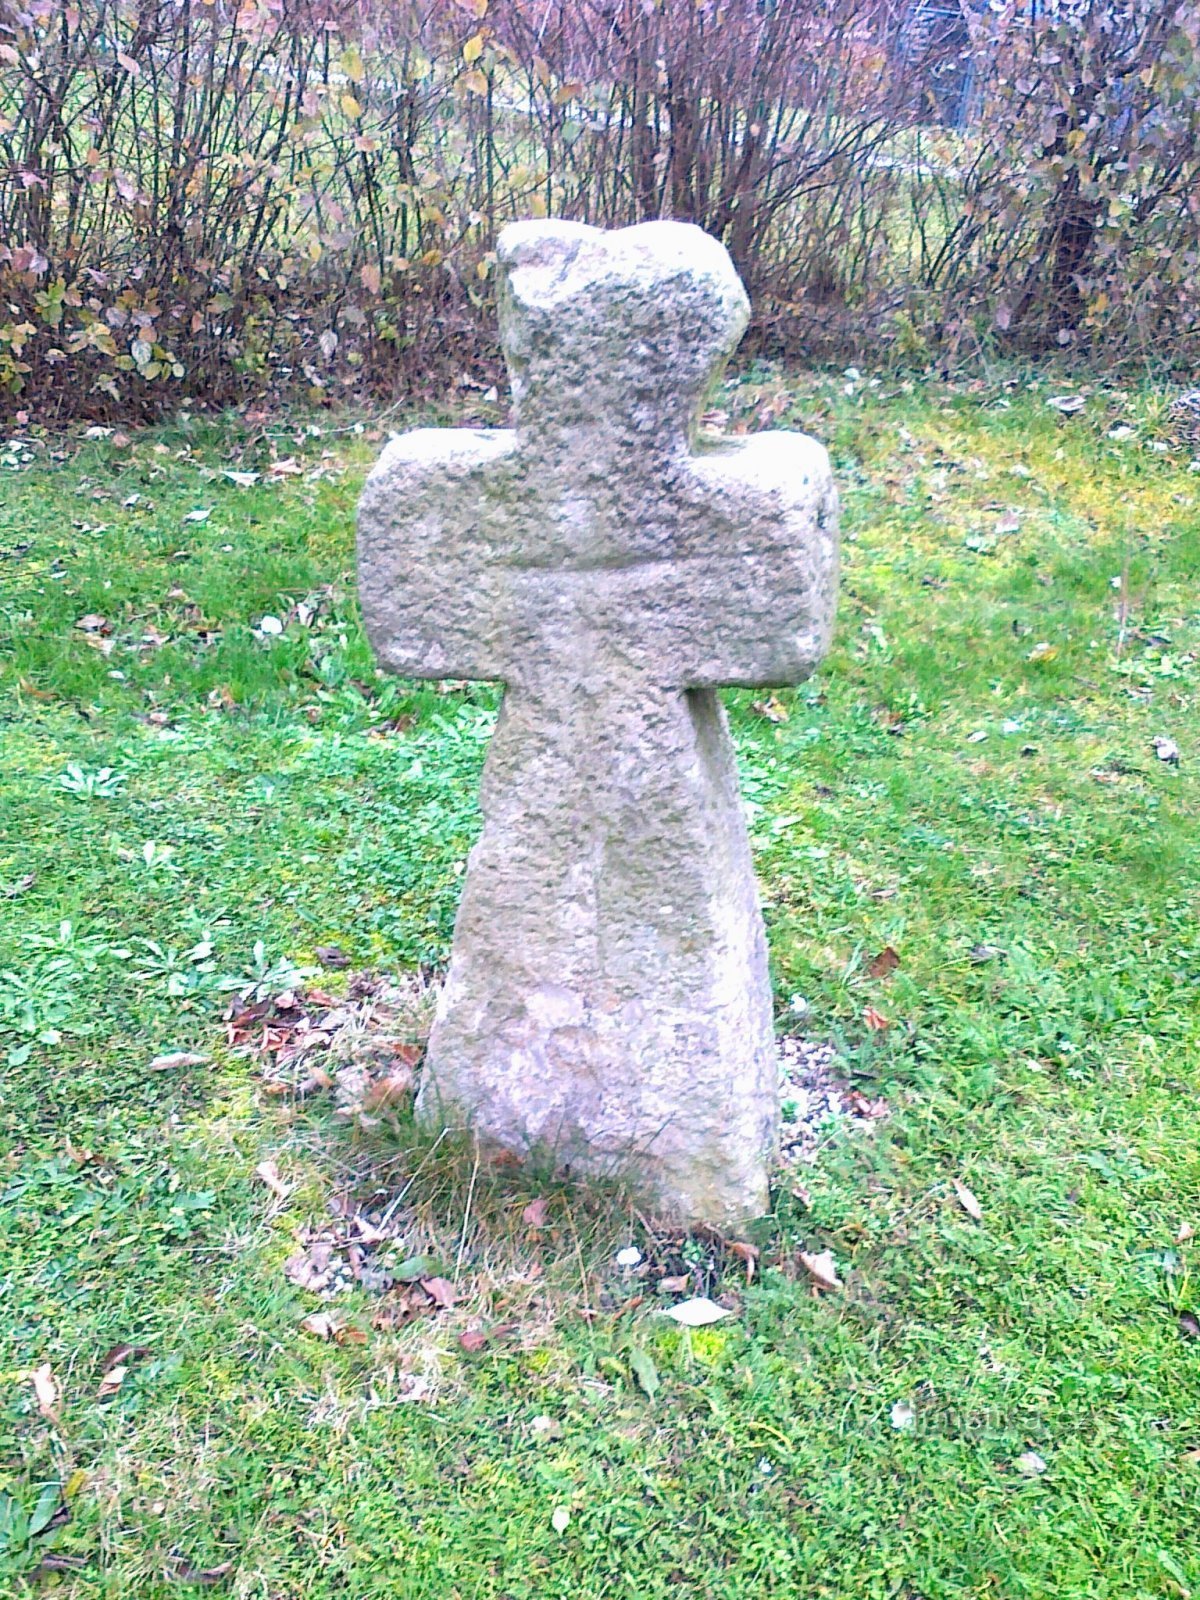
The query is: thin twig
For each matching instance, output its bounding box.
[454,1137,480,1282]
[378,1126,449,1229]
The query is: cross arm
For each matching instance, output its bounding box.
[357,428,519,683]
[676,431,840,689]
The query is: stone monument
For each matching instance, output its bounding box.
[357,219,838,1224]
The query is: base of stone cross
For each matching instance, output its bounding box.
[414,679,778,1226]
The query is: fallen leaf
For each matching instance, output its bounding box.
[1152,735,1181,765]
[100,1341,148,1374]
[164,1554,234,1585]
[968,943,1005,964]
[890,1400,915,1430]
[75,612,110,633]
[371,1286,433,1330]
[97,1364,127,1399]
[292,1066,334,1097]
[868,945,900,978]
[420,1276,456,1309]
[863,1005,889,1032]
[33,1363,60,1423]
[952,1178,983,1222]
[657,1274,691,1294]
[1179,1311,1200,1341]
[1015,1450,1047,1476]
[360,1067,414,1112]
[726,1240,759,1283]
[1176,1222,1195,1244]
[148,1051,208,1072]
[396,1373,433,1402]
[615,1246,642,1268]
[314,944,350,967]
[628,1347,659,1399]
[522,1195,550,1228]
[752,695,789,723]
[254,1159,289,1199]
[662,1296,731,1327]
[799,1250,842,1292]
[300,1311,365,1346]
[222,470,260,487]
[1046,394,1085,413]
[458,1328,489,1353]
[1027,641,1056,663]
[181,506,212,524]
[551,1506,571,1534]
[285,1241,334,1292]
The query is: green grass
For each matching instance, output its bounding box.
[2,375,1199,1598]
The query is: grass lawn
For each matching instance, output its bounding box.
[2,373,1198,1599]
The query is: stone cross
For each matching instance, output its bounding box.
[357,220,838,1224]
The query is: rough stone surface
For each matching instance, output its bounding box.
[357,219,839,1224]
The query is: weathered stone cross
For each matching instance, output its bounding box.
[358,220,838,1224]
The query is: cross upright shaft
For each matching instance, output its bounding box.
[358,220,839,1223]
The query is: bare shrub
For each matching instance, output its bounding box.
[0,0,1195,418]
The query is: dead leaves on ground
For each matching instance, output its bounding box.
[283,1196,464,1345]
[299,1311,367,1345]
[28,1343,155,1423]
[284,1237,338,1293]
[456,1322,519,1354]
[227,973,430,1125]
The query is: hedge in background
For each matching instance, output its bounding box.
[0,0,1196,418]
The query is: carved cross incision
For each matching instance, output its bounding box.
[358,220,838,1223]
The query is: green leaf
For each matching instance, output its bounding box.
[628,1347,659,1400]
[0,1490,28,1552]
[391,1254,442,1283]
[28,1483,60,1538]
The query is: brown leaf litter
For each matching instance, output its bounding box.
[228,971,435,1122]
